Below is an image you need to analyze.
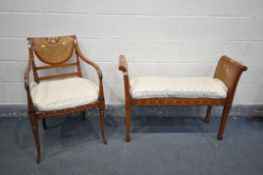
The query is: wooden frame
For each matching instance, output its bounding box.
[24,35,107,163]
[119,55,247,142]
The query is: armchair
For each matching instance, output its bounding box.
[24,35,107,163]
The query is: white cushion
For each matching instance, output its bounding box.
[130,76,228,99]
[31,77,99,111]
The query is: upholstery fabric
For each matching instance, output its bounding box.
[31,77,99,111]
[130,76,228,99]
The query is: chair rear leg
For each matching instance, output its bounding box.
[125,107,131,142]
[81,111,86,121]
[217,105,231,140]
[99,107,107,145]
[205,105,212,123]
[42,119,47,130]
[29,114,41,163]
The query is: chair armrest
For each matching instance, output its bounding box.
[74,41,105,99]
[24,47,35,109]
[24,49,33,91]
[75,43,102,80]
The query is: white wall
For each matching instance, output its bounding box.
[0,0,262,105]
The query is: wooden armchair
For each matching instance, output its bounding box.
[24,35,107,163]
[119,55,247,142]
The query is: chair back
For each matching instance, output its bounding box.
[27,35,82,83]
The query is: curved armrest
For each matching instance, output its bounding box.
[74,42,104,99]
[24,47,35,109]
[75,43,102,80]
[24,49,33,91]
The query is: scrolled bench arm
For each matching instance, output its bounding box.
[119,55,132,102]
[119,55,128,73]
[214,55,247,107]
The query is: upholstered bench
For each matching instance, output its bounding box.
[119,55,247,142]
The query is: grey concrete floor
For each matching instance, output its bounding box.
[0,112,263,175]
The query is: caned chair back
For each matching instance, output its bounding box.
[27,35,82,83]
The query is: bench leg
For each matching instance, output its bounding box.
[205,105,212,123]
[217,105,230,140]
[125,107,131,142]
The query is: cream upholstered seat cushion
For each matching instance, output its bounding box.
[30,77,99,111]
[130,76,228,99]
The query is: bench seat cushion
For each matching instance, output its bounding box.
[130,76,228,99]
[31,77,99,111]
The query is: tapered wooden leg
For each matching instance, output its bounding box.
[29,114,41,163]
[125,107,131,142]
[81,111,86,121]
[99,108,107,145]
[42,119,47,130]
[205,105,212,123]
[217,105,231,140]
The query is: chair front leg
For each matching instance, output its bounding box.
[99,103,107,145]
[217,105,231,140]
[29,113,41,163]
